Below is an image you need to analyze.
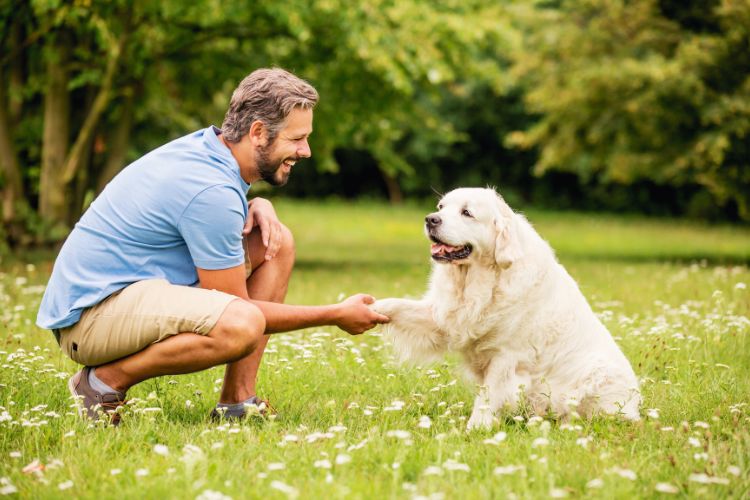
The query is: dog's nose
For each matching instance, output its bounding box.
[425,214,442,227]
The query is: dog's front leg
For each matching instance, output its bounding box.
[466,357,529,431]
[371,298,446,364]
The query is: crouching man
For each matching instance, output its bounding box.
[36,68,389,425]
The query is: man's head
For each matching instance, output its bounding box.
[221,68,318,186]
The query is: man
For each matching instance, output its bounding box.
[36,68,389,425]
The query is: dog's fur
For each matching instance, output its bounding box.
[372,188,640,430]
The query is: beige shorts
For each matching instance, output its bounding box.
[57,279,239,367]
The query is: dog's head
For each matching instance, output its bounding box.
[425,187,522,268]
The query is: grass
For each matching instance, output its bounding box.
[0,198,749,499]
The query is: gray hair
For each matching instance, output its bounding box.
[221,68,319,144]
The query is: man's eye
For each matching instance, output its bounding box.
[462,209,473,218]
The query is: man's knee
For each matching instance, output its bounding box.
[211,300,266,360]
[277,223,295,262]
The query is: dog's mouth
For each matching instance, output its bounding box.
[429,236,473,262]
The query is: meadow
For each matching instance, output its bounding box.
[0,199,749,499]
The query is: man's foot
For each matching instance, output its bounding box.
[68,367,127,426]
[209,396,276,421]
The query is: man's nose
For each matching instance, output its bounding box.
[297,139,311,158]
[425,214,442,227]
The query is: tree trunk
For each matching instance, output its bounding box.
[60,32,127,185]
[8,18,25,123]
[97,90,135,192]
[39,39,71,228]
[0,67,28,239]
[68,95,95,226]
[380,168,404,204]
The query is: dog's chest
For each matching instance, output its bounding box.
[429,265,522,350]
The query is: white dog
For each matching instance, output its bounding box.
[372,187,640,430]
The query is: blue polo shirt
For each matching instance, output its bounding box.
[36,126,250,330]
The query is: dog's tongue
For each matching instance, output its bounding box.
[431,243,462,256]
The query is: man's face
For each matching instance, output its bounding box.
[256,107,313,186]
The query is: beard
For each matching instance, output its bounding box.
[256,142,295,187]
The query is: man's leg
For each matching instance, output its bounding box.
[92,299,266,393]
[218,224,295,403]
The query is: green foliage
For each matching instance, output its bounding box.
[509,0,750,220]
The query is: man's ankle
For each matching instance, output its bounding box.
[92,366,128,394]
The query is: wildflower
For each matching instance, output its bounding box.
[0,477,18,495]
[22,459,44,474]
[483,432,507,445]
[58,480,74,490]
[494,465,524,476]
[153,444,169,456]
[423,466,443,476]
[550,488,568,498]
[576,436,593,448]
[270,480,298,498]
[610,467,637,480]
[646,408,660,419]
[180,445,205,467]
[442,460,470,472]
[110,469,122,475]
[655,483,678,494]
[195,490,232,500]
[386,430,412,440]
[727,466,741,477]
[313,460,332,469]
[531,437,549,448]
[418,416,432,429]
[586,478,603,489]
[335,454,351,465]
[267,463,285,471]
[135,468,149,477]
[688,473,729,485]
[384,400,405,412]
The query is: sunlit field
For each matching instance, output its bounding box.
[1,199,749,499]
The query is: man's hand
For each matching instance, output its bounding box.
[245,198,282,261]
[333,294,390,335]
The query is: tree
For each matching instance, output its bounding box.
[508,0,750,220]
[1,0,515,248]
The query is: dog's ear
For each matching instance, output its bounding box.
[494,195,523,268]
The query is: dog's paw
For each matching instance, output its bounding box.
[466,407,495,431]
[370,298,401,317]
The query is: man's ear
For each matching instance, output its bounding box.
[494,197,523,268]
[248,120,268,147]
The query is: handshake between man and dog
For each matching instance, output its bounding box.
[371,188,641,430]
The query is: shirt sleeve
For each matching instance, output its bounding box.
[178,185,247,270]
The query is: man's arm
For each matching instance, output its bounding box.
[197,265,388,335]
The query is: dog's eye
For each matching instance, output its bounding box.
[462,209,474,218]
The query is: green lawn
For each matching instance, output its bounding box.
[1,199,749,499]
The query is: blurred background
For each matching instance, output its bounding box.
[1,0,749,250]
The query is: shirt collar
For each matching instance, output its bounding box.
[205,126,251,194]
